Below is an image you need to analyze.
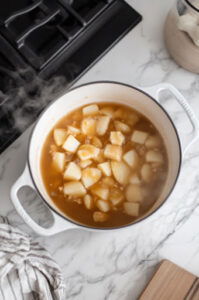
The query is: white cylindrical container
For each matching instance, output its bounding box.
[165,0,199,73]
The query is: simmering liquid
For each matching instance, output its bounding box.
[41,103,168,228]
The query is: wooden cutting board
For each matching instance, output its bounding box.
[139,260,199,300]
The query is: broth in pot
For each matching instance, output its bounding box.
[41,103,168,228]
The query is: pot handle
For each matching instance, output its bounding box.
[142,83,199,154]
[10,165,75,236]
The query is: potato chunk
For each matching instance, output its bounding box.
[83,194,94,210]
[146,150,164,164]
[67,126,80,136]
[111,161,131,185]
[78,144,100,161]
[81,117,96,136]
[93,211,109,222]
[79,160,92,168]
[83,104,99,115]
[52,152,65,172]
[110,188,124,206]
[91,185,109,200]
[82,168,102,188]
[100,106,115,118]
[64,181,86,197]
[110,131,125,146]
[53,129,67,146]
[96,116,110,136]
[125,184,143,203]
[124,202,140,217]
[62,135,80,153]
[64,162,81,180]
[104,144,122,161]
[91,136,102,148]
[129,173,141,185]
[98,162,111,177]
[93,149,104,163]
[123,150,139,168]
[141,164,153,183]
[145,135,161,149]
[114,120,131,133]
[96,199,110,212]
[131,130,149,144]
[102,177,116,187]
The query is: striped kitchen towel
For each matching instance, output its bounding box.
[0,216,65,300]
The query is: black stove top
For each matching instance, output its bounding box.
[0,0,141,153]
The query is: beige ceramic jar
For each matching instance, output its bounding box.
[165,0,199,73]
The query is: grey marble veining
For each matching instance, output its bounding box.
[1,0,199,299]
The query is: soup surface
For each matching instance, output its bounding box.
[41,103,168,228]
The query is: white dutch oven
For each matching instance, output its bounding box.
[10,82,199,236]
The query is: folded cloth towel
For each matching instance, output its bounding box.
[0,216,65,300]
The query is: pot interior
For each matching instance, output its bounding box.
[28,82,181,226]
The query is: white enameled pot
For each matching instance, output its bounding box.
[10,82,199,236]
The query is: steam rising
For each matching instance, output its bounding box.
[0,68,67,133]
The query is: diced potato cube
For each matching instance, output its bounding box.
[110,188,124,206]
[53,129,68,146]
[96,199,110,212]
[98,162,112,177]
[91,185,109,200]
[124,202,140,217]
[52,152,65,172]
[93,150,104,163]
[114,120,131,133]
[102,177,116,187]
[125,184,143,203]
[129,173,141,185]
[131,130,149,144]
[81,117,96,136]
[96,116,110,136]
[110,131,125,146]
[93,211,109,222]
[64,162,81,180]
[145,135,162,149]
[104,144,122,161]
[78,144,100,161]
[62,135,80,153]
[83,194,94,210]
[67,126,80,136]
[100,106,115,118]
[91,136,102,148]
[82,168,102,188]
[83,104,99,115]
[127,112,139,126]
[146,150,164,164]
[123,150,139,168]
[141,164,153,183]
[64,181,86,197]
[111,161,131,185]
[79,160,92,168]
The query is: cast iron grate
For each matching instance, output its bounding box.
[0,0,142,153]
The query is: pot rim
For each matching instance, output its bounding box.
[27,80,182,230]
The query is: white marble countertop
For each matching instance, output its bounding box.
[1,0,199,299]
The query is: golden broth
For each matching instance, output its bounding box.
[41,103,168,228]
